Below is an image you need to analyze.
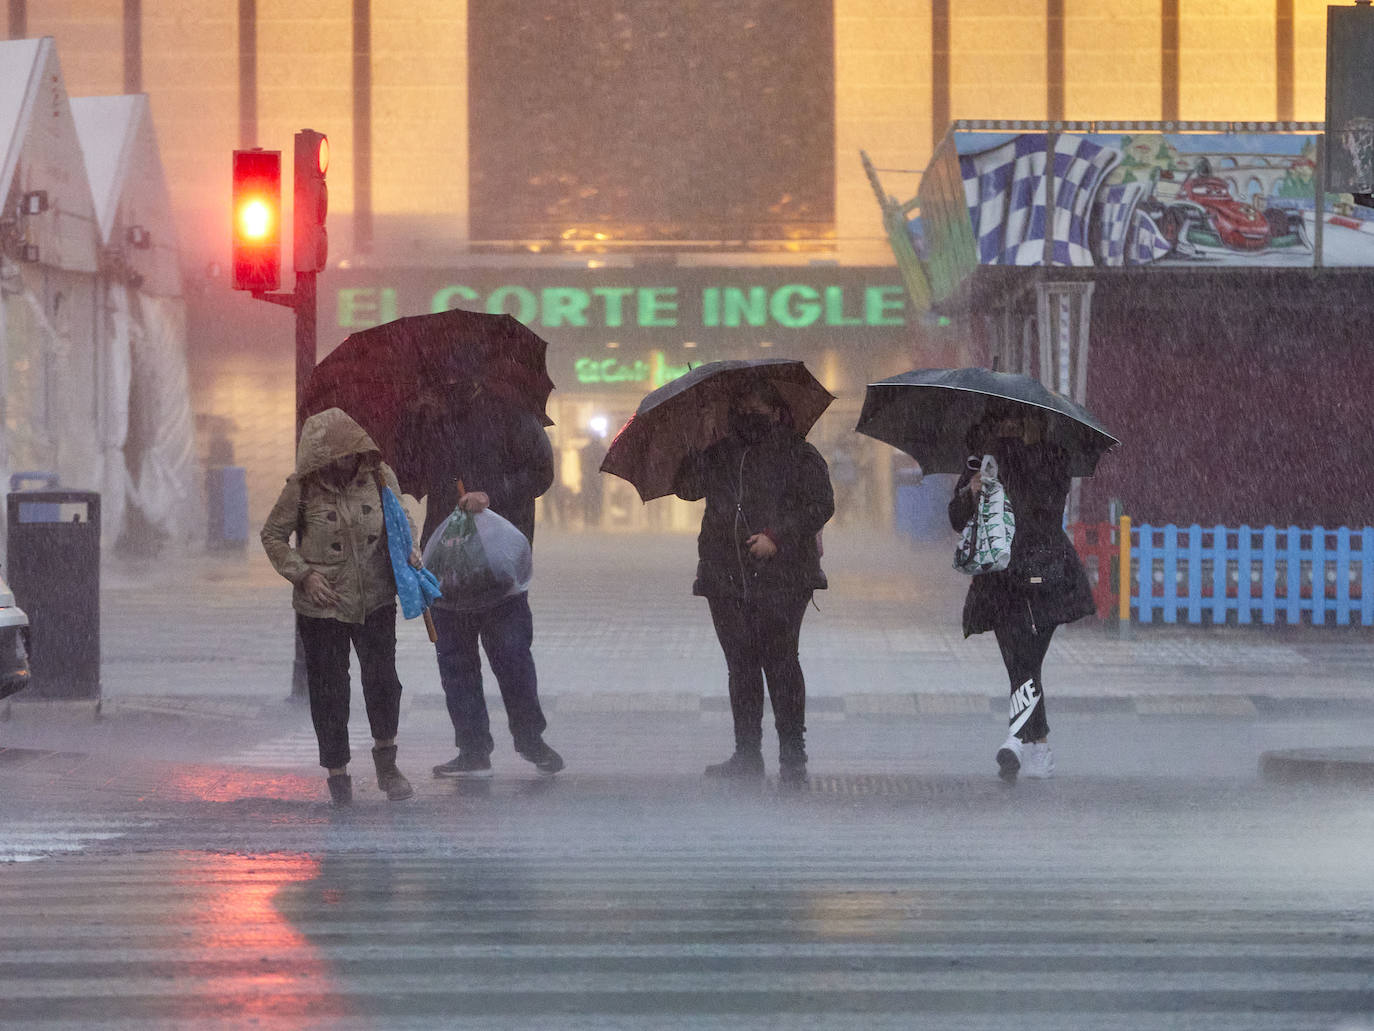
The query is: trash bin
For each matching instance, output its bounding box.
[206,466,249,550]
[5,490,100,699]
[9,471,60,523]
[895,472,957,542]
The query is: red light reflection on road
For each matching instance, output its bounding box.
[174,852,339,1022]
[147,767,322,803]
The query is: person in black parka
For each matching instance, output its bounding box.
[673,378,834,784]
[949,401,1095,782]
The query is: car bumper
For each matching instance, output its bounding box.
[0,625,31,700]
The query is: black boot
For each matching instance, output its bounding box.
[371,745,414,801]
[779,738,808,787]
[704,748,765,780]
[327,773,352,806]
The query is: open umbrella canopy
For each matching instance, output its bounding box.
[302,308,555,492]
[601,358,835,502]
[855,367,1118,477]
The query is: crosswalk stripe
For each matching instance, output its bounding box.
[0,816,153,863]
[0,851,1368,1029]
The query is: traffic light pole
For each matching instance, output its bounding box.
[252,272,317,699]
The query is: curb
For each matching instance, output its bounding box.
[5,692,1373,723]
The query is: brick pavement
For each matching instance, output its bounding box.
[70,527,1374,718]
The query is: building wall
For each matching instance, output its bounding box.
[11,0,1343,272]
[1082,273,1374,527]
[834,0,930,266]
[1063,2,1161,121]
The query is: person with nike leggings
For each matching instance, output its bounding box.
[949,402,1095,781]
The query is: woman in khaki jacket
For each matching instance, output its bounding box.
[261,408,420,805]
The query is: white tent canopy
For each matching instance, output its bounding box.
[1,38,196,559]
[71,91,196,551]
[0,38,99,274]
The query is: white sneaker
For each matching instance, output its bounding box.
[995,735,1023,781]
[1022,741,1055,779]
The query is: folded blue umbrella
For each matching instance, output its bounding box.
[379,485,442,621]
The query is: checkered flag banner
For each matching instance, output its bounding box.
[1128,210,1172,265]
[960,134,1120,266]
[1094,182,1146,266]
[1094,180,1172,267]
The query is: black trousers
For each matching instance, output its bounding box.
[993,609,1054,743]
[297,604,404,770]
[706,591,811,756]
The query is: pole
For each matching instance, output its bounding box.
[291,272,316,698]
[1118,514,1133,639]
[294,270,317,438]
[253,269,316,700]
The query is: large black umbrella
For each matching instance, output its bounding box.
[302,308,555,494]
[601,358,835,502]
[855,367,1118,476]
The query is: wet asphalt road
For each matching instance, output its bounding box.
[0,708,1372,1030]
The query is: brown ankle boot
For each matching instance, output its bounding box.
[327,773,352,806]
[371,745,414,801]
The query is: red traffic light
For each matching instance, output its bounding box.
[231,149,281,292]
[294,129,329,273]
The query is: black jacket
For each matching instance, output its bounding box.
[674,425,834,599]
[948,438,1095,636]
[409,400,554,548]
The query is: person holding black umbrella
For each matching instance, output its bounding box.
[672,377,834,784]
[402,380,565,780]
[948,400,1096,782]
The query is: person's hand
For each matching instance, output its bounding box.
[746,533,778,560]
[408,547,422,569]
[459,491,490,514]
[301,570,341,608]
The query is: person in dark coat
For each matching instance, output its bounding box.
[673,378,834,784]
[578,434,607,528]
[948,401,1095,782]
[402,382,564,779]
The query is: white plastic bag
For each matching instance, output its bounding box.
[953,454,1015,575]
[422,506,533,612]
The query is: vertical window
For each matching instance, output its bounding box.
[468,0,835,248]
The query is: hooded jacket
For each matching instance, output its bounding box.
[674,424,834,599]
[947,437,1095,636]
[261,408,416,624]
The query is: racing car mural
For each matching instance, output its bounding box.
[1145,162,1310,257]
[933,130,1374,270]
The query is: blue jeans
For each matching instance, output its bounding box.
[431,593,547,756]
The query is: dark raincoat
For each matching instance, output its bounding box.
[674,424,834,599]
[405,398,554,549]
[948,438,1095,636]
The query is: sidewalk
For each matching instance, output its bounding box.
[74,526,1372,719]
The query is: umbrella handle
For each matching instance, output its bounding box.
[423,608,437,643]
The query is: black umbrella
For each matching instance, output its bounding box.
[855,367,1118,476]
[601,358,835,502]
[302,308,555,494]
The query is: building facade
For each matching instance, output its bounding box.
[6,0,1344,530]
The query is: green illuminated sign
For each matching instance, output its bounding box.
[337,282,906,332]
[574,351,691,388]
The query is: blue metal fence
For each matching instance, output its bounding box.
[1132,524,1374,626]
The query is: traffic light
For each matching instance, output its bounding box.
[231,149,281,292]
[294,129,328,272]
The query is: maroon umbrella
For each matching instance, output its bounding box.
[302,309,555,492]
